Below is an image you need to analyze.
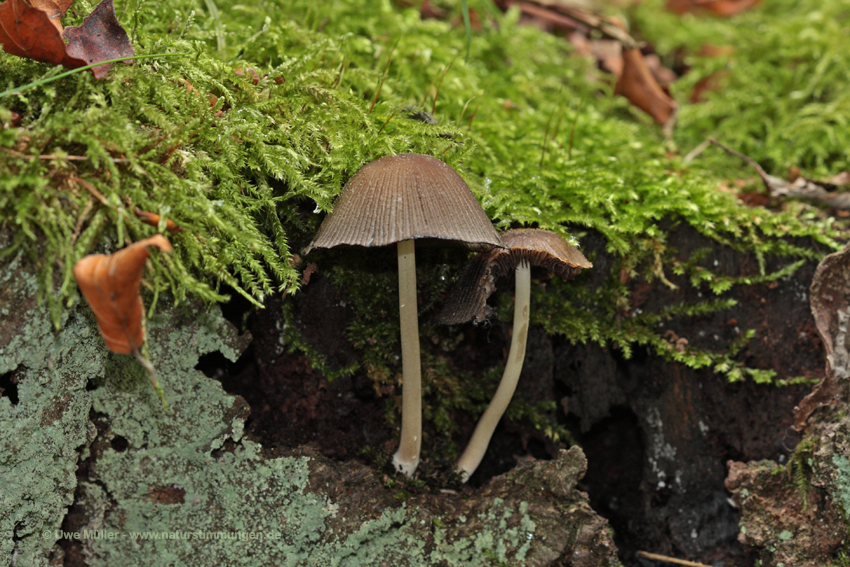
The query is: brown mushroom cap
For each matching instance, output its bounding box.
[437,228,592,325]
[303,153,503,253]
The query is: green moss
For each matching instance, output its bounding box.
[632,0,850,175]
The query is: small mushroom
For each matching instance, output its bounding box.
[304,153,503,477]
[439,228,591,482]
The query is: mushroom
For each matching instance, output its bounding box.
[438,228,591,482]
[303,153,503,477]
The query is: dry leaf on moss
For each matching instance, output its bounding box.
[666,0,760,17]
[0,0,133,78]
[27,0,72,30]
[62,0,134,79]
[73,234,172,353]
[0,0,87,69]
[614,48,678,135]
[794,243,849,429]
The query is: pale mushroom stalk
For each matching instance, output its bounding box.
[456,259,530,481]
[439,229,590,482]
[304,154,503,478]
[393,239,422,476]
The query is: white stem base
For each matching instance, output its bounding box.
[392,239,422,477]
[456,262,531,482]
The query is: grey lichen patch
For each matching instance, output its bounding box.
[429,499,535,564]
[830,454,850,517]
[0,253,102,567]
[89,303,252,450]
[77,302,330,565]
[82,441,328,566]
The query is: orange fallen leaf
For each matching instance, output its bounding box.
[0,0,133,79]
[614,48,678,134]
[134,210,185,234]
[666,0,760,17]
[0,0,87,69]
[28,0,72,31]
[73,235,172,354]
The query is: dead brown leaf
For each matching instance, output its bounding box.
[0,0,133,78]
[234,66,260,85]
[73,234,172,354]
[794,243,850,428]
[614,47,678,134]
[698,43,735,57]
[643,53,677,85]
[62,0,133,79]
[690,70,729,103]
[0,0,87,69]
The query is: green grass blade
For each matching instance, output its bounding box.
[0,53,188,98]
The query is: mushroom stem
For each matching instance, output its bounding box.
[392,238,422,477]
[456,260,531,482]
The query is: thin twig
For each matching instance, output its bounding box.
[513,0,637,49]
[551,103,566,143]
[707,137,770,179]
[432,58,456,115]
[636,551,713,567]
[457,96,476,128]
[369,41,398,114]
[567,99,584,161]
[68,177,110,207]
[334,57,350,88]
[378,105,404,134]
[70,197,95,247]
[540,103,558,168]
[706,137,795,196]
[682,138,712,163]
[0,53,188,98]
[466,102,480,131]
